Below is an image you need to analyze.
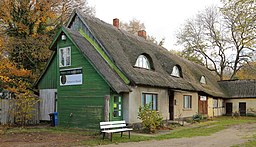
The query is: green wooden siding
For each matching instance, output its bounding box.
[57,36,110,129]
[38,54,57,89]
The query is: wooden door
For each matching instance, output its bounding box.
[239,102,246,116]
[110,95,123,121]
[226,103,233,115]
[198,96,208,114]
[169,91,174,120]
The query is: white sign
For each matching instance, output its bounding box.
[60,68,82,86]
[200,96,207,101]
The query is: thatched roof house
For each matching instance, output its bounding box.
[35,9,256,128]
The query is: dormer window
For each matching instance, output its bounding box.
[200,76,206,84]
[171,65,182,77]
[135,55,151,69]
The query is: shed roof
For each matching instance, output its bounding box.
[218,80,256,98]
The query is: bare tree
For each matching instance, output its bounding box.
[120,18,145,35]
[57,0,95,25]
[177,0,256,80]
[121,19,165,46]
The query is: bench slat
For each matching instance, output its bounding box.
[100,121,125,126]
[102,128,133,133]
[100,124,126,129]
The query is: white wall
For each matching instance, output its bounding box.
[123,86,169,123]
[39,89,57,120]
[225,98,256,115]
[173,91,198,119]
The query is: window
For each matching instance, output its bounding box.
[171,66,181,77]
[183,95,192,109]
[141,93,158,110]
[200,76,206,84]
[135,55,151,69]
[59,47,71,67]
[213,99,218,108]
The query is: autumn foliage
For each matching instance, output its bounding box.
[0,0,95,125]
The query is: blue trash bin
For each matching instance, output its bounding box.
[53,112,58,126]
[49,112,58,126]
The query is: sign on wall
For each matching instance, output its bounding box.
[60,68,82,86]
[200,96,207,101]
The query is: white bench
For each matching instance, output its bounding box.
[100,120,133,141]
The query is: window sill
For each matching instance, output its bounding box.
[183,108,192,111]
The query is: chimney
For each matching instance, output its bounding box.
[113,18,119,29]
[138,30,147,39]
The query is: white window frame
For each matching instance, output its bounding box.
[135,55,151,69]
[59,47,71,67]
[183,95,192,109]
[171,66,181,77]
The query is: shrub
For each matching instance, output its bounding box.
[9,91,39,126]
[246,113,256,117]
[192,113,203,122]
[138,103,163,133]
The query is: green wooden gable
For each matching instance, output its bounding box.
[36,11,131,128]
[56,30,111,129]
[37,53,57,89]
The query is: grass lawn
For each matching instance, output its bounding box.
[232,134,256,147]
[1,116,256,146]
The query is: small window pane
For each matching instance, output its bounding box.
[146,94,152,109]
[114,96,119,103]
[113,111,118,117]
[135,55,151,69]
[153,95,157,110]
[200,76,206,84]
[171,66,181,77]
[59,47,71,67]
[213,99,218,108]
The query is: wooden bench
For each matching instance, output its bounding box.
[100,120,133,141]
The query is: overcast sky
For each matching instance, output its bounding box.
[87,0,221,50]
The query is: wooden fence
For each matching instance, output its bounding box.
[0,99,39,125]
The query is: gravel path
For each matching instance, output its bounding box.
[98,123,256,147]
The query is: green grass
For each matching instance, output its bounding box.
[232,134,256,147]
[1,116,256,146]
[79,116,256,146]
[156,116,256,140]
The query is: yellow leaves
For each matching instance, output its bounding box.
[0,75,11,83]
[236,62,256,80]
[9,90,39,126]
[0,0,58,36]
[0,57,32,91]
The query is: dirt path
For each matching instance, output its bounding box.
[98,122,256,147]
[0,131,90,147]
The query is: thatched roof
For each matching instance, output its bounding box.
[218,80,256,98]
[70,10,226,97]
[65,28,131,93]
